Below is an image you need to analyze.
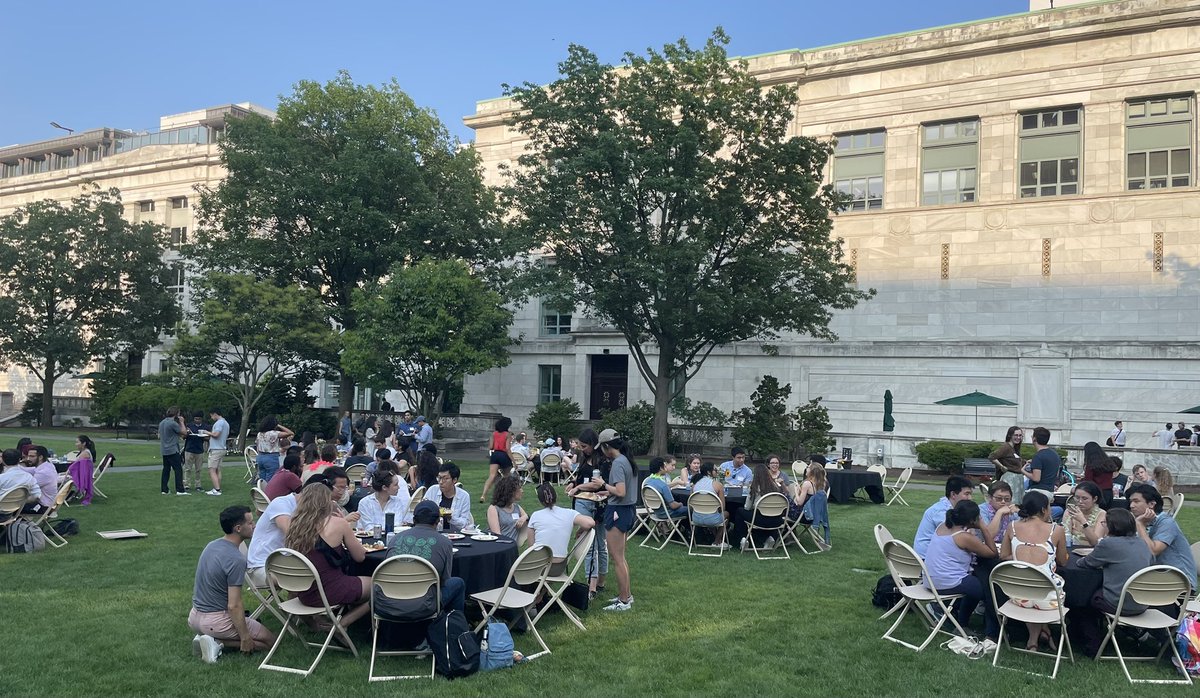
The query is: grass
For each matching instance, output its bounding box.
[3,452,1199,696]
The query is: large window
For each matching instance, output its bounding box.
[1126,95,1192,191]
[540,302,572,336]
[170,226,187,249]
[833,129,885,211]
[138,200,155,213]
[1019,107,1081,198]
[921,119,978,205]
[170,196,189,209]
[167,263,186,305]
[538,365,562,403]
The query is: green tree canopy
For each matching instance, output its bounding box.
[342,259,514,419]
[171,272,338,449]
[191,71,505,413]
[502,30,873,453]
[0,186,178,423]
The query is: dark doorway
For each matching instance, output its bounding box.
[589,354,628,420]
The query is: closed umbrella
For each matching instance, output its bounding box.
[934,390,1017,440]
[883,390,895,432]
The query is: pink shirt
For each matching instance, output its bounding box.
[21,462,58,507]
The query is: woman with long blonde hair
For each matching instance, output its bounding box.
[285,479,372,628]
[1152,466,1176,498]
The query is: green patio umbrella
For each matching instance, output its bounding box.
[883,390,895,432]
[935,390,1017,440]
[1180,406,1200,414]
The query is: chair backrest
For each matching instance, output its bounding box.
[791,460,806,481]
[52,480,74,508]
[244,446,257,460]
[408,486,426,512]
[882,539,934,590]
[541,453,561,468]
[642,485,670,519]
[1054,483,1074,496]
[989,561,1063,610]
[1118,565,1191,611]
[751,491,789,520]
[511,452,528,469]
[0,486,29,515]
[345,463,367,482]
[265,548,327,604]
[867,464,887,477]
[568,527,597,567]
[511,544,554,586]
[251,487,269,514]
[1175,492,1186,512]
[94,453,114,479]
[372,555,441,606]
[893,467,912,489]
[687,490,722,518]
[873,524,895,554]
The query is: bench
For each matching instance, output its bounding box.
[962,458,996,479]
[115,424,157,440]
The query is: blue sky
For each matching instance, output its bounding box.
[2,1,1029,146]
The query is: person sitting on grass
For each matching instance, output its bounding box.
[285,479,372,631]
[264,453,304,501]
[1127,484,1197,590]
[913,475,974,557]
[643,456,687,520]
[486,475,528,540]
[999,490,1067,650]
[423,462,473,530]
[923,499,998,639]
[384,500,466,614]
[188,505,275,664]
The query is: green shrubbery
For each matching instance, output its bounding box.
[598,401,656,454]
[915,441,1069,474]
[526,399,583,442]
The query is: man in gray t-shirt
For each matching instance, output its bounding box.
[159,406,186,495]
[381,501,465,616]
[188,506,275,662]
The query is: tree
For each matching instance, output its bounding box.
[502,30,873,454]
[730,376,793,459]
[171,273,337,449]
[191,71,505,416]
[341,259,514,419]
[0,186,178,424]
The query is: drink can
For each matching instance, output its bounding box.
[592,469,600,480]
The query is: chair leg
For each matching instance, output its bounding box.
[522,607,551,660]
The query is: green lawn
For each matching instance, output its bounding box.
[2,457,1198,697]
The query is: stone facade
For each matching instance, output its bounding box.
[459,0,1200,459]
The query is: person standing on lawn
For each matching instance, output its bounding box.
[595,428,636,611]
[188,505,275,663]
[183,411,209,494]
[205,408,230,496]
[159,406,187,496]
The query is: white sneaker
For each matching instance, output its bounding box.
[205,489,222,496]
[739,538,748,552]
[716,542,732,550]
[764,536,776,550]
[176,491,191,496]
[193,634,222,664]
[607,595,633,605]
[603,598,633,611]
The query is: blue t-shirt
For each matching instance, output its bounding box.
[644,476,684,518]
[1150,514,1198,589]
[1028,448,1061,492]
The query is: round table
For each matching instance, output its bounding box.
[1059,550,1104,608]
[825,470,884,504]
[358,533,518,595]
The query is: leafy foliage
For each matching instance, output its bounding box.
[191,71,506,412]
[598,401,656,455]
[278,405,338,441]
[106,383,241,428]
[526,399,583,442]
[0,186,177,423]
[502,29,872,453]
[730,376,792,459]
[171,273,337,449]
[342,259,514,420]
[89,359,131,428]
[792,398,836,459]
[669,396,727,450]
[916,441,1068,474]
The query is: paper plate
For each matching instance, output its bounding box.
[471,534,498,541]
[445,533,466,540]
[354,531,374,538]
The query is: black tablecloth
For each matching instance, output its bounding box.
[358,535,518,595]
[1060,550,1104,608]
[826,471,884,504]
[670,488,746,507]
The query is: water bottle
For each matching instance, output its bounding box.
[385,512,395,533]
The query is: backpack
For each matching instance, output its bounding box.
[426,609,479,679]
[478,622,514,672]
[5,519,47,553]
[52,519,80,536]
[871,574,901,609]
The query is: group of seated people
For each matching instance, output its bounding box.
[0,436,98,523]
[913,473,1196,657]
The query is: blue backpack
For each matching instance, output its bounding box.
[478,622,514,671]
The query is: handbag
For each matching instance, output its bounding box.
[562,581,591,611]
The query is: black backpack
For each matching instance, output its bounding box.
[426,609,479,679]
[871,574,901,609]
[52,519,80,536]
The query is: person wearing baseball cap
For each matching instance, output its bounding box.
[413,415,433,454]
[383,500,466,613]
[591,428,637,611]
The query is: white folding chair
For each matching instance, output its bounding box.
[21,480,74,548]
[989,561,1074,679]
[243,446,258,484]
[886,467,912,506]
[470,544,554,660]
[640,485,686,550]
[687,491,726,558]
[0,487,31,540]
[539,453,561,484]
[91,453,114,499]
[369,555,440,681]
[872,524,907,620]
[251,487,270,515]
[743,492,790,560]
[259,548,359,677]
[880,539,969,651]
[407,487,426,517]
[625,498,652,541]
[1094,565,1193,684]
[237,541,289,627]
[511,452,533,484]
[791,460,807,482]
[533,528,596,631]
[867,464,887,477]
[345,463,368,485]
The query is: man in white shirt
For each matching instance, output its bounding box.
[1107,420,1126,448]
[205,408,230,496]
[21,445,58,511]
[510,433,531,459]
[1153,423,1176,450]
[423,462,472,530]
[0,448,40,517]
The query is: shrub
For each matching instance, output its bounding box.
[89,361,129,428]
[730,376,792,459]
[790,398,836,460]
[598,401,655,455]
[914,441,973,474]
[527,399,583,442]
[279,405,337,441]
[108,384,240,427]
[670,397,727,450]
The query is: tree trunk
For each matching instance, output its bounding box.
[649,351,673,455]
[126,350,144,383]
[41,357,56,427]
[236,412,252,452]
[338,370,355,417]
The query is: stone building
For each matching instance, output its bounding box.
[459,0,1200,457]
